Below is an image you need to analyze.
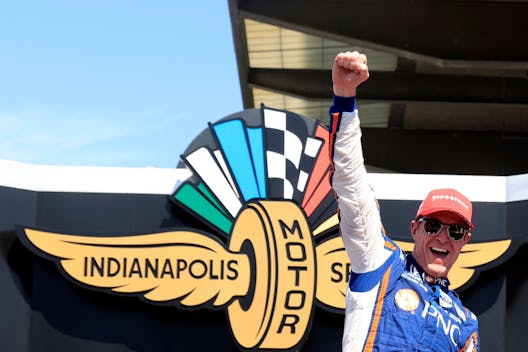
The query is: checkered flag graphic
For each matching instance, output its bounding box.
[172,106,338,237]
[264,108,322,203]
[297,135,323,197]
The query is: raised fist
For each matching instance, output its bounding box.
[332,51,369,97]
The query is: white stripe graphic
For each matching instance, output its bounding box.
[186,147,242,217]
[213,150,240,198]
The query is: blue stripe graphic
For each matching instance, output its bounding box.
[213,120,260,201]
[247,127,266,198]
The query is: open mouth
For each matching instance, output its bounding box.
[430,247,449,258]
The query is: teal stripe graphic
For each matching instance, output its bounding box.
[173,183,232,235]
[197,183,230,217]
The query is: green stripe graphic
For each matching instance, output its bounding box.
[173,183,232,235]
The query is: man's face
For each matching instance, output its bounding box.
[411,211,471,278]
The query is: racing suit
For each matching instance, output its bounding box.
[329,96,479,351]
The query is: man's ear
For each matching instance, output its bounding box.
[410,220,418,240]
[464,233,472,244]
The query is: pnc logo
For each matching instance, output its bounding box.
[18,106,512,351]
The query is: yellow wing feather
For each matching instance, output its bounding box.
[23,228,250,307]
[315,235,348,310]
[450,240,511,289]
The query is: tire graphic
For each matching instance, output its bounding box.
[227,201,316,351]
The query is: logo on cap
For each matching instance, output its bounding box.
[417,188,474,229]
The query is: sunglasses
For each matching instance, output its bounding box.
[417,218,469,241]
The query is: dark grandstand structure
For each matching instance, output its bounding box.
[228,0,528,175]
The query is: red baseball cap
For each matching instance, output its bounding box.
[415,188,474,230]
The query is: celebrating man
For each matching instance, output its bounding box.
[329,51,479,351]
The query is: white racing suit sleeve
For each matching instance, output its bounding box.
[329,105,390,273]
[329,98,479,352]
[329,98,401,351]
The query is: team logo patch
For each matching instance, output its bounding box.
[395,288,420,312]
[439,290,453,309]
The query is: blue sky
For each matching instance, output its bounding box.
[0,1,242,168]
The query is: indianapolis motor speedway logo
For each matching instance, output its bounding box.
[18,106,511,351]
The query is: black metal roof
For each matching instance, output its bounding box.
[229,0,528,175]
